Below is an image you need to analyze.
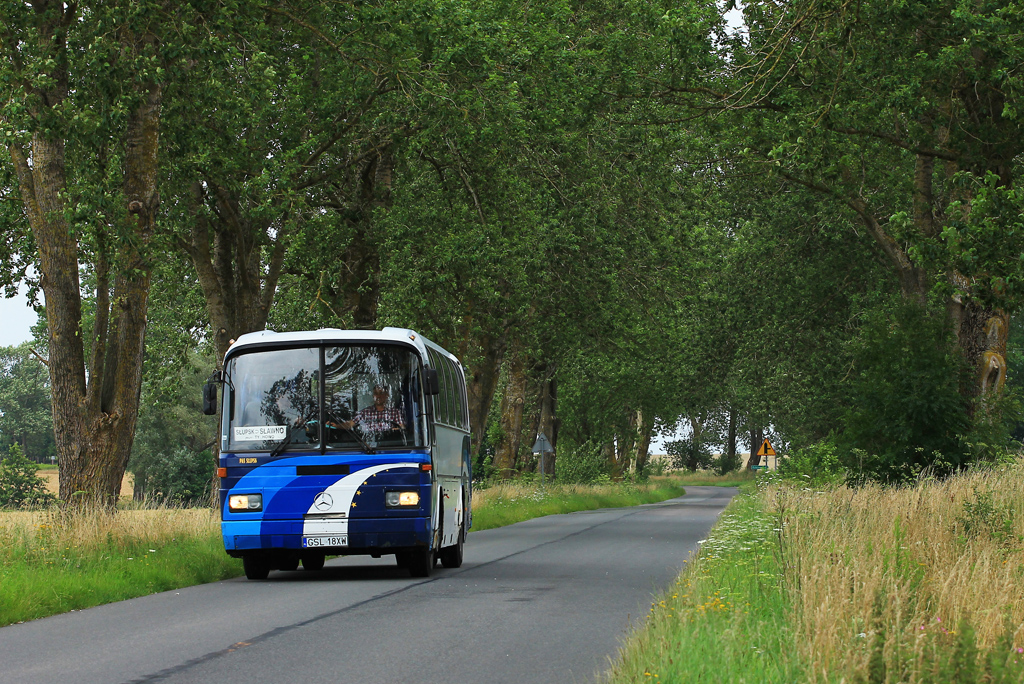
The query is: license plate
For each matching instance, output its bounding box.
[302,535,347,548]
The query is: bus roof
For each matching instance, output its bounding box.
[224,327,462,369]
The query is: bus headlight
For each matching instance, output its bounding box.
[385,491,420,507]
[229,494,263,512]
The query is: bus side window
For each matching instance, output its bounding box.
[455,365,468,431]
[442,357,456,427]
[440,357,453,426]
[427,349,447,426]
[445,358,459,429]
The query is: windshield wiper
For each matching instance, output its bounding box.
[269,426,292,459]
[313,419,375,454]
[339,423,375,454]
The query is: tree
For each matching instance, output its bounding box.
[0,2,255,505]
[164,3,417,360]
[127,258,217,502]
[0,343,53,462]
[842,301,972,482]
[713,0,1024,406]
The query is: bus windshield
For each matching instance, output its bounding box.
[226,345,423,452]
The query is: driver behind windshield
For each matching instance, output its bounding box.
[336,384,405,436]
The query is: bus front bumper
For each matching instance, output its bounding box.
[222,517,431,555]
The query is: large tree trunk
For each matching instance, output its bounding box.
[460,328,507,463]
[745,424,764,470]
[182,181,285,365]
[533,368,558,477]
[306,144,395,330]
[614,412,637,479]
[59,83,161,506]
[686,415,706,471]
[493,349,527,478]
[634,408,653,476]
[950,298,1009,410]
[852,153,1012,413]
[6,6,160,507]
[343,146,394,329]
[723,408,738,474]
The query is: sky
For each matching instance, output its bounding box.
[0,282,38,348]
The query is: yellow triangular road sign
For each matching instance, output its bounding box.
[757,439,776,457]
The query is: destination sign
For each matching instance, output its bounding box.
[233,425,287,442]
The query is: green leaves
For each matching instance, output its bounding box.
[0,443,55,509]
[0,343,53,464]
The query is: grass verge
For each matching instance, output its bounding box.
[607,465,1024,683]
[0,506,240,627]
[670,469,756,488]
[470,479,685,531]
[605,482,802,683]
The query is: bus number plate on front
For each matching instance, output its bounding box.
[303,535,346,548]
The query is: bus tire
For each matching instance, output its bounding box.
[439,524,464,568]
[407,547,433,577]
[395,551,411,568]
[440,489,466,569]
[243,554,271,580]
[301,553,326,571]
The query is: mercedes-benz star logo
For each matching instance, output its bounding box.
[313,492,333,511]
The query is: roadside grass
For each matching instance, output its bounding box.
[669,469,756,488]
[0,504,239,627]
[470,479,686,531]
[605,483,802,683]
[607,465,1024,683]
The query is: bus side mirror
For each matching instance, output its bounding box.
[202,382,218,415]
[424,368,440,395]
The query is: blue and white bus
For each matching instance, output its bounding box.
[203,327,472,579]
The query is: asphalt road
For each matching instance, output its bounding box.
[0,486,736,684]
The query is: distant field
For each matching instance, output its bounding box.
[36,468,134,499]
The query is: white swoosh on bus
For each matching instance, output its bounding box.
[301,463,419,537]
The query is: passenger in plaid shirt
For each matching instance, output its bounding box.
[353,385,405,434]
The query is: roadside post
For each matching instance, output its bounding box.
[532,432,553,484]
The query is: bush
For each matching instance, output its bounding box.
[665,438,714,471]
[716,450,743,475]
[556,442,612,483]
[777,439,846,487]
[646,459,668,477]
[0,443,56,508]
[841,302,971,483]
[138,448,215,506]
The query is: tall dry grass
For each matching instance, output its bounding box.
[0,504,219,553]
[772,465,1024,681]
[0,502,236,626]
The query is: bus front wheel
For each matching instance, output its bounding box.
[243,554,271,580]
[439,523,464,568]
[301,553,326,571]
[407,547,434,577]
